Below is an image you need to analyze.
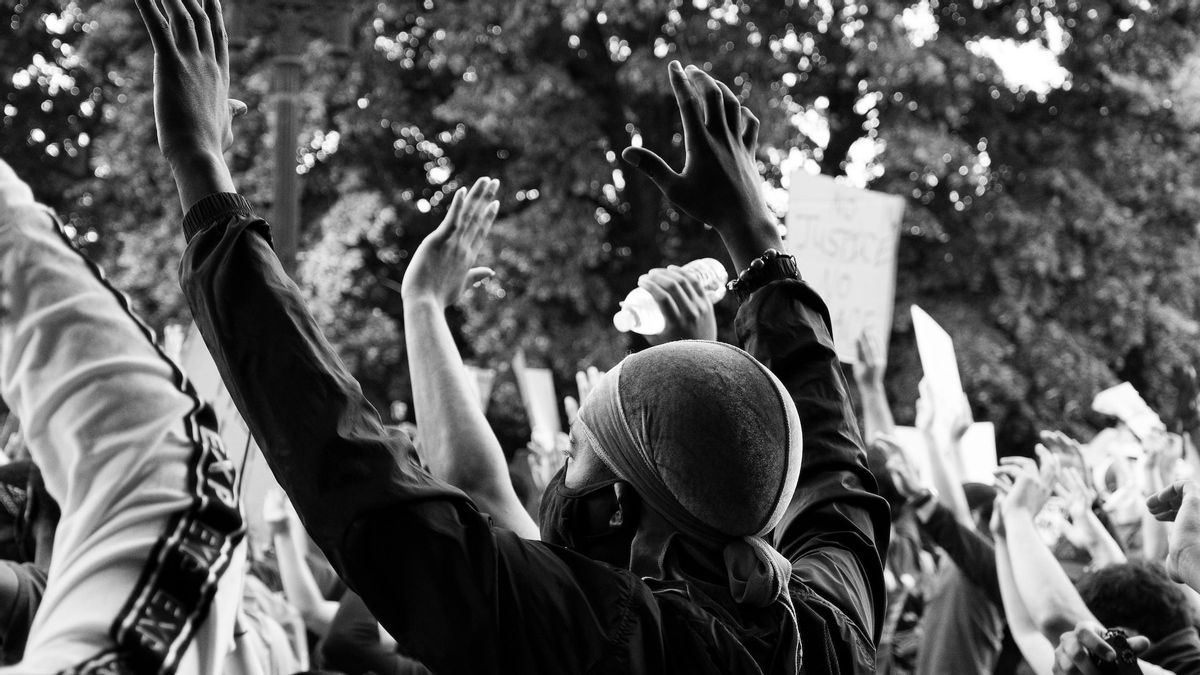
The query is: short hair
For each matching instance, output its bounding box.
[1076,562,1195,641]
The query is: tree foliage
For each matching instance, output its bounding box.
[6,0,1200,454]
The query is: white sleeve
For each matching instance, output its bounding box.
[0,160,246,674]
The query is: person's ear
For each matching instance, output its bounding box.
[611,481,639,530]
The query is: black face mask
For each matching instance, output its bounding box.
[538,465,635,568]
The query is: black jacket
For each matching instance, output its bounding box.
[179,193,889,674]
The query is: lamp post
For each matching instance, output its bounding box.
[224,0,349,271]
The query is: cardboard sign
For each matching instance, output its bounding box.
[179,324,281,556]
[891,426,934,485]
[911,305,966,413]
[959,422,998,484]
[511,350,561,438]
[1092,382,1165,442]
[784,172,905,364]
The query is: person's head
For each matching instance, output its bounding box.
[1076,562,1195,641]
[539,341,802,605]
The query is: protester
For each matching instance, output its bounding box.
[133,1,889,673]
[0,158,245,672]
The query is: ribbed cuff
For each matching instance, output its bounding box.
[182,193,256,243]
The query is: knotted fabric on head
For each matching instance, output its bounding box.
[575,340,802,608]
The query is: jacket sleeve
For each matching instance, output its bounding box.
[178,194,660,675]
[735,279,890,646]
[919,503,1001,605]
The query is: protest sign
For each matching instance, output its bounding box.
[891,426,934,485]
[959,422,998,484]
[1092,382,1165,442]
[911,305,966,416]
[512,350,562,438]
[785,171,905,364]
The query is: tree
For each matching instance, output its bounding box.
[7,0,1200,456]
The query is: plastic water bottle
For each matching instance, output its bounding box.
[612,258,728,335]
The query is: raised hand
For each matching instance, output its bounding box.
[263,487,298,537]
[134,0,245,164]
[876,436,926,501]
[996,455,1054,517]
[1053,621,1152,675]
[640,265,718,345]
[1147,480,1200,589]
[401,178,500,308]
[564,366,604,425]
[853,331,886,388]
[622,61,781,271]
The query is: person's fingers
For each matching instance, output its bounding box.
[187,0,214,53]
[714,79,742,137]
[663,266,706,308]
[741,106,760,149]
[621,147,679,193]
[160,0,199,50]
[1147,481,1186,517]
[638,276,683,323]
[564,395,580,423]
[1127,636,1151,654]
[458,176,492,227]
[1000,455,1038,474]
[575,371,589,401]
[439,187,467,234]
[468,199,499,249]
[1075,624,1116,662]
[686,66,729,134]
[463,181,498,245]
[205,0,228,72]
[464,267,494,288]
[134,0,174,52]
[667,60,704,141]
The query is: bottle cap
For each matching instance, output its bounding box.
[613,308,638,333]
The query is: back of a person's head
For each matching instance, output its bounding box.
[1076,561,1194,641]
[597,340,801,538]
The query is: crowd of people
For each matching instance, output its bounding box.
[0,0,1198,673]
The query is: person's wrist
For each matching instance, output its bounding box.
[401,292,449,312]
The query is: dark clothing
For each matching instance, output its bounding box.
[0,561,46,665]
[917,504,1015,675]
[1142,627,1200,675]
[916,565,1004,675]
[179,193,888,674]
[920,504,999,605]
[322,591,429,675]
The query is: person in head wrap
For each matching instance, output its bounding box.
[149,2,888,667]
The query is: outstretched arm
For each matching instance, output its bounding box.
[997,457,1095,642]
[624,62,888,659]
[401,178,538,539]
[852,332,895,444]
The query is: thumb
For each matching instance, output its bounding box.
[229,99,248,119]
[621,147,678,192]
[1128,636,1152,654]
[465,267,494,288]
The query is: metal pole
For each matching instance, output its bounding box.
[271,55,303,272]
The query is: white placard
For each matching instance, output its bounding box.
[511,350,561,437]
[959,422,998,484]
[784,172,905,364]
[891,426,934,486]
[1092,382,1165,442]
[911,305,965,411]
